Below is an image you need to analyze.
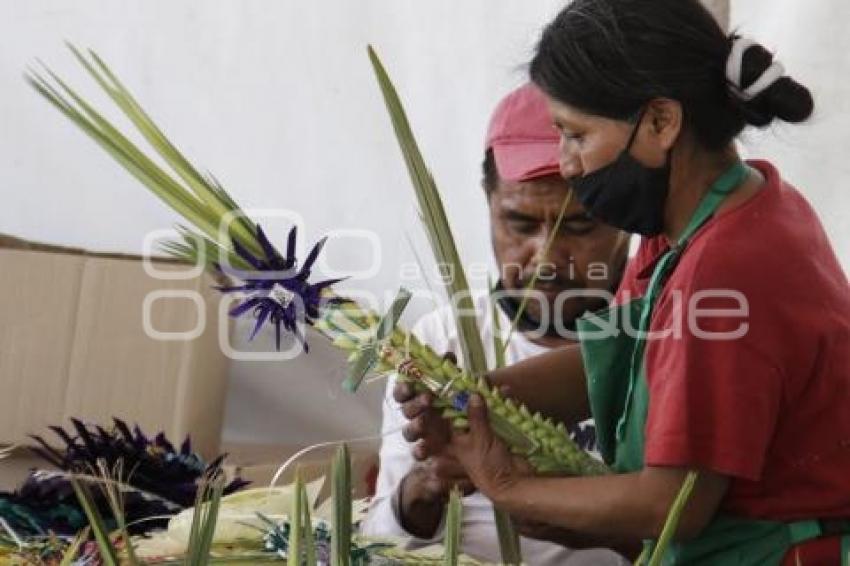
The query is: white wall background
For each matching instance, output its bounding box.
[1,1,845,448]
[731,0,850,260]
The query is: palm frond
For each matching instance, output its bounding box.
[95,460,140,565]
[288,471,303,565]
[26,64,223,250]
[27,44,265,263]
[367,45,488,378]
[646,471,699,566]
[185,477,225,566]
[369,50,533,564]
[443,487,463,566]
[29,45,344,351]
[70,476,120,566]
[331,444,351,566]
[58,526,90,566]
[488,283,523,565]
[343,287,412,392]
[71,45,258,242]
[300,475,317,566]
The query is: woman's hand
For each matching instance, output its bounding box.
[448,393,534,505]
[511,515,643,560]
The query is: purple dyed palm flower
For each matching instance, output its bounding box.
[215,225,344,352]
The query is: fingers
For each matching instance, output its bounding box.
[393,380,417,404]
[401,392,433,420]
[420,476,475,500]
[401,394,448,448]
[411,428,450,460]
[407,414,451,456]
[465,393,490,438]
[412,440,430,461]
[429,453,467,478]
[403,421,423,444]
[403,415,440,444]
[445,394,487,458]
[400,393,434,443]
[419,456,476,499]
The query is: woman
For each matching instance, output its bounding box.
[397,0,850,563]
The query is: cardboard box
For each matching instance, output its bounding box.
[0,234,230,490]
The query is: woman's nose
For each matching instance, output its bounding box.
[558,140,582,179]
[559,155,582,180]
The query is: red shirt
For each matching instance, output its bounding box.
[616,160,850,521]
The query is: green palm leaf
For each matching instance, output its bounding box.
[444,487,463,566]
[27,45,263,265]
[331,444,352,566]
[370,46,531,565]
[367,45,487,379]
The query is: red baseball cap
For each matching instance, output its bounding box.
[485,83,561,182]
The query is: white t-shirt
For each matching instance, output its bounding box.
[359,292,628,565]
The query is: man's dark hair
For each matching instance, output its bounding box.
[529,0,813,150]
[482,148,500,197]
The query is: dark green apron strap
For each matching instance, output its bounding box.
[615,161,750,441]
[786,519,850,565]
[787,519,822,544]
[786,519,850,566]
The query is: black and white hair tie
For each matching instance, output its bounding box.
[725,36,785,101]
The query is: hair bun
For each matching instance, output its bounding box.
[728,36,814,127]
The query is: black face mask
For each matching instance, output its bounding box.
[570,108,671,236]
[492,280,574,338]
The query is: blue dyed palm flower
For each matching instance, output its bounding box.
[215,225,344,352]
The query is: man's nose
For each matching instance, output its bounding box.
[528,230,558,271]
[527,226,575,279]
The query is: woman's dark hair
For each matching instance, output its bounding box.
[529,0,814,150]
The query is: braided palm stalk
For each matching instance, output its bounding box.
[315,299,608,477]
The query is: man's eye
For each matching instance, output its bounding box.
[561,218,597,235]
[509,220,538,234]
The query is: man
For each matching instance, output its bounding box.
[360,84,630,564]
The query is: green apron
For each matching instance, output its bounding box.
[576,161,850,565]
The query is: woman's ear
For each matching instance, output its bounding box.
[646,98,683,151]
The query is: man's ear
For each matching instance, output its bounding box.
[646,98,683,152]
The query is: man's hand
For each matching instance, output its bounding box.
[397,454,475,539]
[394,379,452,461]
